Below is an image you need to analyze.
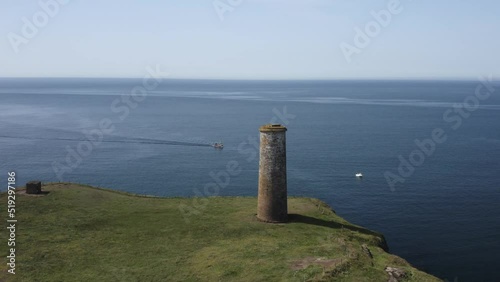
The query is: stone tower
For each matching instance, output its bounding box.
[257,124,288,223]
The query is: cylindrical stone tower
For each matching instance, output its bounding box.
[257,124,288,223]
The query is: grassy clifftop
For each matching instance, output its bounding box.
[0,183,439,281]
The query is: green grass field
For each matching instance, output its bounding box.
[0,183,439,281]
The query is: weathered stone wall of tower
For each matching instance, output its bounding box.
[257,124,287,223]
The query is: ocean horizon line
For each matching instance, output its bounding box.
[0,77,493,82]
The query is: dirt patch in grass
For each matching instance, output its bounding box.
[290,257,343,271]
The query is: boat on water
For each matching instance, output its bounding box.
[355,173,363,178]
[212,142,224,149]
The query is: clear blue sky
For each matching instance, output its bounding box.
[0,0,499,79]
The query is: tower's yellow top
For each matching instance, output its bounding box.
[259,124,287,132]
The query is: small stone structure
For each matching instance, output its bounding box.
[26,181,42,194]
[257,124,288,223]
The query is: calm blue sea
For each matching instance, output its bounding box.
[1,78,499,281]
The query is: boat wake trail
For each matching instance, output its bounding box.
[0,135,213,147]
